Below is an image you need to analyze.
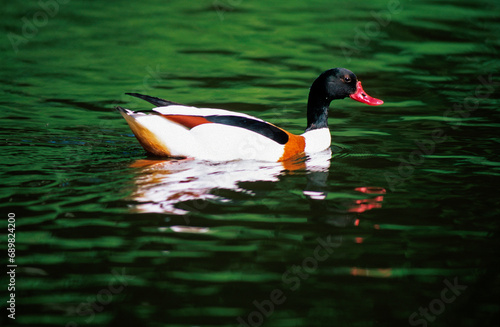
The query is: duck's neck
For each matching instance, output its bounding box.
[306,86,332,131]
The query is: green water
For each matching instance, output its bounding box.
[1,0,499,326]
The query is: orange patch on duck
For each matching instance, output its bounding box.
[279,132,306,162]
[120,112,172,157]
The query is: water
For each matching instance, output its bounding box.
[1,0,499,326]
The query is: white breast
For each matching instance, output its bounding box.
[302,128,331,154]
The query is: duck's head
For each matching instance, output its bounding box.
[307,68,383,130]
[321,68,383,105]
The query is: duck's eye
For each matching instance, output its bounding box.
[343,76,351,83]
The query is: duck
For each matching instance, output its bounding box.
[117,68,383,162]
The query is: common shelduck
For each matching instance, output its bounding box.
[117,68,383,162]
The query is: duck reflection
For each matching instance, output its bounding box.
[304,169,386,227]
[128,150,390,277]
[128,148,385,220]
[129,149,330,215]
[301,163,389,278]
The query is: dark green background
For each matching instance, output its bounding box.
[1,0,499,326]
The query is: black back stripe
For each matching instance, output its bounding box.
[205,115,289,145]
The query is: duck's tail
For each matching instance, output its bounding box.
[116,106,172,157]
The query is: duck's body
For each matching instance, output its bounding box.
[118,101,331,162]
[118,68,383,162]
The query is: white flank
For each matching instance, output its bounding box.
[191,124,284,161]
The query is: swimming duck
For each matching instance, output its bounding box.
[117,68,383,162]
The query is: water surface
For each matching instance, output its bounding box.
[1,0,499,326]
